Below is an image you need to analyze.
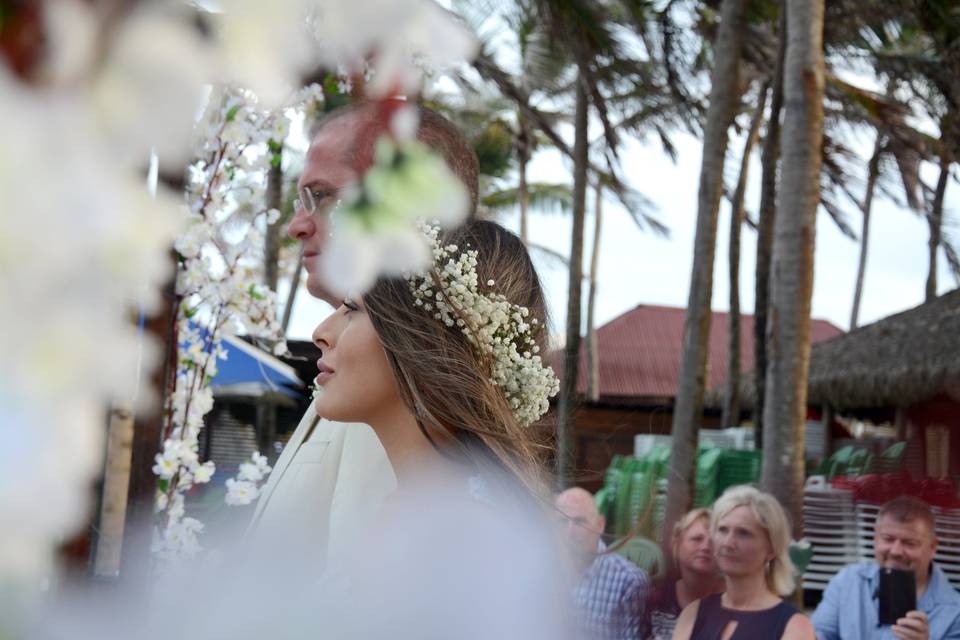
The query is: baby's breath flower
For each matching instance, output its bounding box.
[406,223,559,426]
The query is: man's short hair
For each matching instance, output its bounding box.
[314,101,480,214]
[878,495,936,536]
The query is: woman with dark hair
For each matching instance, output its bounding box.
[311,219,556,499]
[308,219,569,637]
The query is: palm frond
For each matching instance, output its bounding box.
[482,182,573,214]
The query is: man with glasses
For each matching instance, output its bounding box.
[556,487,650,640]
[246,101,478,573]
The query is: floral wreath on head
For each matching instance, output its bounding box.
[405,222,560,427]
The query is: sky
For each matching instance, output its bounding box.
[284,120,957,344]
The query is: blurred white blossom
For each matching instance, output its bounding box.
[320,137,469,296]
[0,61,181,589]
[225,479,260,506]
[305,0,477,97]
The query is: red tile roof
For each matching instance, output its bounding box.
[556,304,843,402]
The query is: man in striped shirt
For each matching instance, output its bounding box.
[557,487,651,640]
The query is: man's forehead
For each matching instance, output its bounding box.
[299,114,377,188]
[877,514,931,537]
[299,126,358,189]
[556,493,597,519]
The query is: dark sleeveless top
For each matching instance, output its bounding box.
[689,593,799,640]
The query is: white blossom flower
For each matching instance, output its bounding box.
[225,479,260,506]
[238,462,264,483]
[152,455,178,481]
[193,461,216,484]
[319,138,468,296]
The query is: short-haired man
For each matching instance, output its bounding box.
[812,495,960,640]
[556,487,649,640]
[247,101,479,570]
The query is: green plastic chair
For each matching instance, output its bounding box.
[789,539,814,578]
[845,448,873,476]
[594,487,612,521]
[627,470,656,538]
[819,445,854,479]
[694,447,723,507]
[868,442,906,474]
[614,536,665,579]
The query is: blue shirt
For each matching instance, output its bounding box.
[812,562,960,639]
[574,544,650,640]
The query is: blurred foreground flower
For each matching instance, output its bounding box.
[320,136,470,296]
[0,65,182,591]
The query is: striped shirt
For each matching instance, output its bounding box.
[574,544,650,640]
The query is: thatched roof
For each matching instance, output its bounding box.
[806,288,960,409]
[727,289,960,411]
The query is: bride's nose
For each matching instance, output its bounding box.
[312,317,334,353]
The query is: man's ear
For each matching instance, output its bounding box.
[597,515,606,533]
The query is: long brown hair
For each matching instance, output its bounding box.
[363,220,554,500]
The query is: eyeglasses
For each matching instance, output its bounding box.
[293,185,339,215]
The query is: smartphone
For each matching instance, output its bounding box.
[878,567,917,626]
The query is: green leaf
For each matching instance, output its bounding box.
[158,479,168,493]
[267,139,283,153]
[248,283,265,300]
[225,105,241,122]
[270,154,282,168]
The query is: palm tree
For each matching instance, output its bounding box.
[586,181,604,402]
[856,0,960,300]
[555,72,590,487]
[849,133,883,329]
[662,0,750,544]
[752,5,787,450]
[759,0,826,540]
[722,84,768,430]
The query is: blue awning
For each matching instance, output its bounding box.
[205,332,304,398]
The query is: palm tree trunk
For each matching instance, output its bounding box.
[264,147,283,292]
[586,183,603,403]
[280,250,304,336]
[722,88,768,430]
[663,0,748,544]
[760,0,825,541]
[753,4,787,452]
[555,72,589,489]
[518,116,531,245]
[926,150,950,302]
[850,134,882,330]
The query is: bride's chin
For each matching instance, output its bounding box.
[313,396,359,424]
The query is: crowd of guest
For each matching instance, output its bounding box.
[555,485,960,640]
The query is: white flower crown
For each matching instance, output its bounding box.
[406,223,560,426]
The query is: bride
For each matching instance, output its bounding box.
[308,219,571,638]
[311,219,558,503]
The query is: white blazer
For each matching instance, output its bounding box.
[246,405,396,571]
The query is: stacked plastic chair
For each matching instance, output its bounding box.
[716,449,762,497]
[598,444,763,545]
[800,476,861,591]
[933,506,960,589]
[802,469,960,591]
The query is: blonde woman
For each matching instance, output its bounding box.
[643,508,724,639]
[671,486,814,640]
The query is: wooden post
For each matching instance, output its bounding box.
[821,405,833,458]
[894,407,907,442]
[90,403,136,577]
[119,272,178,583]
